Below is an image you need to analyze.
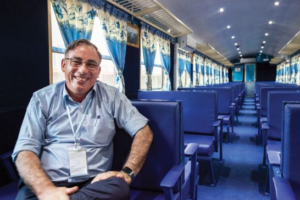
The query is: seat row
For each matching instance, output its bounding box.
[253,82,300,199]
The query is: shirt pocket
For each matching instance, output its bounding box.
[83,117,115,146]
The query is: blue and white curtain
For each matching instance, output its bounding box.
[194,54,204,86]
[284,61,290,83]
[277,63,285,83]
[97,2,128,93]
[275,65,279,82]
[51,0,97,47]
[178,49,192,87]
[225,68,229,83]
[141,24,157,90]
[204,58,209,85]
[157,32,171,91]
[295,56,300,85]
[220,66,224,83]
[185,53,192,87]
[291,55,300,85]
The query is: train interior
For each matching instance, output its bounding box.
[1,0,300,199]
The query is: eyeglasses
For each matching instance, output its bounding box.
[65,57,99,71]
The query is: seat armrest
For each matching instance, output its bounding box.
[256,104,261,110]
[231,103,236,107]
[267,151,281,166]
[213,120,221,127]
[160,164,185,188]
[218,115,224,120]
[184,143,198,156]
[261,123,270,130]
[273,177,296,200]
[0,151,18,182]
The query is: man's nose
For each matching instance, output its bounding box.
[77,62,89,73]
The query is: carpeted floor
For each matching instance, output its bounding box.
[197,97,269,200]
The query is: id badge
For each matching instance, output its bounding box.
[68,146,88,178]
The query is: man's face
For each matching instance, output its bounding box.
[61,44,101,101]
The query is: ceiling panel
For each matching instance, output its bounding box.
[157,0,300,62]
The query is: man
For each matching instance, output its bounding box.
[12,39,153,200]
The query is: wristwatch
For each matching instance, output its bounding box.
[122,167,135,180]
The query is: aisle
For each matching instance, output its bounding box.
[197,97,269,200]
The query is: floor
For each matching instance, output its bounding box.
[198,97,270,200]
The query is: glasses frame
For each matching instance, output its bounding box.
[65,57,100,72]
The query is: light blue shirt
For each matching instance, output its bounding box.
[12,81,148,182]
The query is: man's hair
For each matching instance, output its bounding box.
[65,39,102,62]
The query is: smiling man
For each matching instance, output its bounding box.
[12,39,153,200]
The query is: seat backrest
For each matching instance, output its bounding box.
[260,87,300,116]
[138,91,218,135]
[281,102,300,188]
[267,91,300,140]
[178,87,231,115]
[112,100,183,193]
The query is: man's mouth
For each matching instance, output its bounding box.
[74,76,89,82]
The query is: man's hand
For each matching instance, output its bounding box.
[91,171,132,184]
[38,186,79,200]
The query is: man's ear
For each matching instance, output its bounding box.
[61,58,66,72]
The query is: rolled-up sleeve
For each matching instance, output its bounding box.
[12,94,46,162]
[113,91,148,137]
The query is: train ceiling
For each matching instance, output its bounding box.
[157,0,300,63]
[109,0,300,65]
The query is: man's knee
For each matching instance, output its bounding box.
[71,177,130,200]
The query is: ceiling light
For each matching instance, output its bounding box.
[275,2,279,6]
[237,48,240,50]
[220,8,224,12]
[231,36,235,39]
[265,33,269,36]
[235,43,238,46]
[261,46,264,49]
[227,25,231,29]
[260,50,262,53]
[269,21,273,25]
[167,29,171,33]
[240,55,242,57]
[263,41,266,44]
[239,52,241,54]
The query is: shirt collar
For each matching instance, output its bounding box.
[62,82,97,104]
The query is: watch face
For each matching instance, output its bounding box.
[122,167,133,175]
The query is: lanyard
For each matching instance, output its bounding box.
[64,94,93,148]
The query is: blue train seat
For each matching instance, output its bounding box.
[137,91,221,186]
[272,102,300,200]
[113,100,199,200]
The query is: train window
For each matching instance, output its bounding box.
[140,44,164,90]
[50,6,116,86]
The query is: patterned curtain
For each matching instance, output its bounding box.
[291,57,296,84]
[275,65,279,82]
[185,53,192,87]
[208,60,212,85]
[157,32,171,91]
[280,63,284,83]
[97,2,128,93]
[51,0,97,47]
[296,56,300,85]
[204,58,209,85]
[220,66,224,83]
[285,61,290,83]
[225,68,229,83]
[142,24,157,90]
[178,50,186,87]
[194,54,203,86]
[211,63,215,85]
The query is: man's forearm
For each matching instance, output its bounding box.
[124,124,153,175]
[15,151,56,197]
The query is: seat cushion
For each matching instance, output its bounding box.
[184,134,215,156]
